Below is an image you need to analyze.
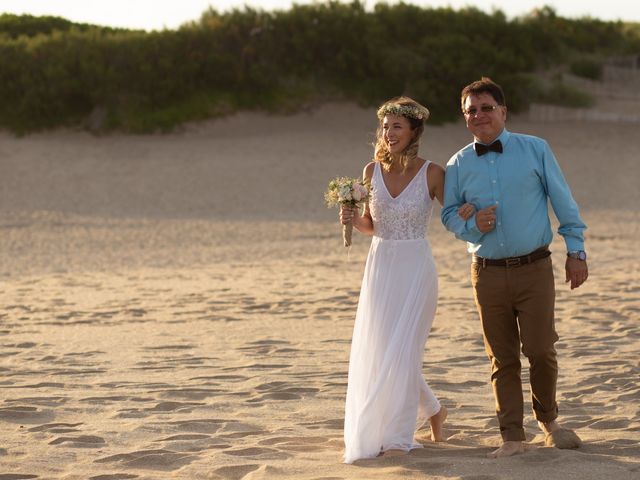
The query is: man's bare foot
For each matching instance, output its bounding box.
[539,419,582,449]
[538,419,560,434]
[429,406,448,442]
[487,440,525,458]
[381,449,408,457]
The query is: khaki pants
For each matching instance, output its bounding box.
[471,255,559,441]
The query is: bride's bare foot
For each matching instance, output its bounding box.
[381,449,408,457]
[429,406,448,442]
[487,440,525,458]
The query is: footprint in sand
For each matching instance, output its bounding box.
[157,434,210,441]
[438,380,485,392]
[80,396,133,404]
[49,435,106,447]
[237,340,291,356]
[222,447,290,460]
[144,344,194,351]
[247,392,299,402]
[5,396,67,407]
[588,418,631,430]
[218,431,266,440]
[213,464,260,480]
[5,342,38,349]
[242,363,292,370]
[95,449,196,470]
[273,347,300,354]
[152,387,224,401]
[154,433,230,452]
[242,303,273,312]
[190,374,248,383]
[145,401,204,412]
[519,449,562,463]
[165,418,225,433]
[398,460,449,472]
[28,422,83,433]
[446,355,486,364]
[89,474,139,480]
[0,406,54,424]
[0,475,40,479]
[246,382,319,403]
[258,435,333,452]
[300,418,343,430]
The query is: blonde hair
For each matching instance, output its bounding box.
[374,96,429,172]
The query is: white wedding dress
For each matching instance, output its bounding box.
[343,160,441,463]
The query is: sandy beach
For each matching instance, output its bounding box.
[0,104,638,479]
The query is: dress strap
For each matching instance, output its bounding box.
[422,160,431,187]
[374,161,381,178]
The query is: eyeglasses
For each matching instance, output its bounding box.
[463,105,500,117]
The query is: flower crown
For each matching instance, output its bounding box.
[376,103,430,122]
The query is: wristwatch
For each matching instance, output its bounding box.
[567,250,587,261]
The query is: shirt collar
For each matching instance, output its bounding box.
[497,128,510,147]
[476,128,509,146]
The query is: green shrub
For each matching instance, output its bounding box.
[569,58,603,80]
[534,80,595,108]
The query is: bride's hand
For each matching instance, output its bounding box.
[340,204,359,225]
[458,203,475,220]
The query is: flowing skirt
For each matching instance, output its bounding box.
[343,236,440,463]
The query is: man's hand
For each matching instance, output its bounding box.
[475,205,497,233]
[566,257,588,289]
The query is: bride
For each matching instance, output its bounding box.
[340,97,474,463]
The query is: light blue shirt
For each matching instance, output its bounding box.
[441,129,586,258]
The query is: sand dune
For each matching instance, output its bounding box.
[0,104,638,479]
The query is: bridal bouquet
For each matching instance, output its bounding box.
[325,176,370,247]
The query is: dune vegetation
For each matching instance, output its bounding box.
[1,2,639,133]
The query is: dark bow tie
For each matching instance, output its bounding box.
[474,140,503,156]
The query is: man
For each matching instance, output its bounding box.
[441,77,588,458]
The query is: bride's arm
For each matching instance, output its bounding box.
[428,162,475,219]
[427,162,445,205]
[340,163,374,236]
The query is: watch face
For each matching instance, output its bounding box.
[578,251,587,260]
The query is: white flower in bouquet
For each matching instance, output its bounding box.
[339,185,353,202]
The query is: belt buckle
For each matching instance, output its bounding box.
[505,257,521,268]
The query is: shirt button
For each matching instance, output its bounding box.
[498,222,501,226]
[500,243,504,246]
[492,180,496,184]
[490,160,494,164]
[495,201,499,204]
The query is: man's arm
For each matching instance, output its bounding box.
[540,141,587,252]
[441,159,485,243]
[540,141,588,289]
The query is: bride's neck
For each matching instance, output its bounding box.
[389,155,417,174]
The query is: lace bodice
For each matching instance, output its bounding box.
[369,161,433,240]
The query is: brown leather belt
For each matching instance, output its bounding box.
[473,247,551,268]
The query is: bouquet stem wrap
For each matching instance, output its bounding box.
[343,221,353,247]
